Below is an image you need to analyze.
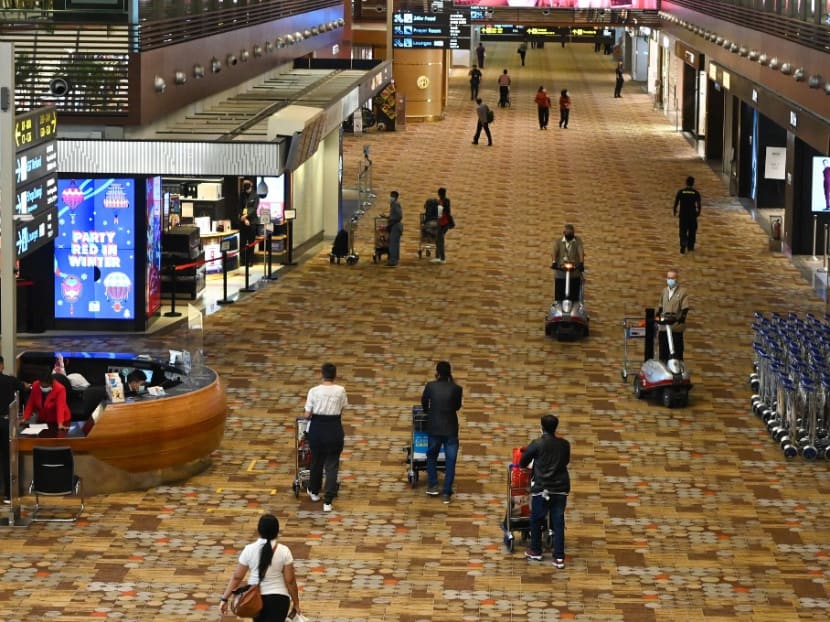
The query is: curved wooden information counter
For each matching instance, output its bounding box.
[16,362,227,495]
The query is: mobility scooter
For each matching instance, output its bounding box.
[632,309,692,407]
[545,260,589,340]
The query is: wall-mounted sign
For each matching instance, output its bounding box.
[789,110,798,128]
[764,146,786,181]
[811,157,830,213]
[752,89,758,103]
[392,10,470,49]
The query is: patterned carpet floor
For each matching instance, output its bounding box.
[3,42,830,621]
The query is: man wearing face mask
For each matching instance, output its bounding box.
[22,372,71,431]
[551,224,584,302]
[656,269,690,361]
[124,370,148,397]
[237,178,260,268]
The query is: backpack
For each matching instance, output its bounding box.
[486,108,494,123]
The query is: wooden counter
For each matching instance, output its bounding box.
[17,370,227,494]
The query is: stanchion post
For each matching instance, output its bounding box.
[217,247,234,305]
[240,240,257,293]
[265,227,279,281]
[812,215,818,261]
[164,264,183,317]
[824,224,829,274]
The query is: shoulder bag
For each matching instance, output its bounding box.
[231,583,262,618]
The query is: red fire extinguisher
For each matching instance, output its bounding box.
[772,218,782,241]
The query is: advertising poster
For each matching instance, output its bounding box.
[451,1,658,7]
[146,177,162,316]
[764,146,786,181]
[257,176,286,223]
[812,156,830,213]
[54,178,136,320]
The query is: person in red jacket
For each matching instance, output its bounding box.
[23,373,71,431]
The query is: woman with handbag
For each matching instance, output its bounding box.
[219,514,301,621]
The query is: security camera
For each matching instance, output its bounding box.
[542,9,550,16]
[49,77,70,96]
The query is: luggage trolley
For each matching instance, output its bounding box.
[621,315,647,381]
[372,216,389,263]
[500,453,552,553]
[418,213,438,259]
[405,405,444,486]
[291,417,312,497]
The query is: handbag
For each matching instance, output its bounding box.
[231,583,262,618]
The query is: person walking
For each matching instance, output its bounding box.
[517,41,527,66]
[468,64,482,101]
[614,62,625,98]
[657,269,690,362]
[421,361,463,504]
[558,89,571,129]
[497,69,511,108]
[432,187,452,264]
[520,414,570,569]
[219,514,302,621]
[673,176,702,253]
[475,42,485,68]
[303,362,348,512]
[237,178,260,267]
[534,86,551,130]
[386,190,403,266]
[0,355,30,503]
[472,98,493,146]
[551,224,585,302]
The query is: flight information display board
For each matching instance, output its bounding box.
[392,10,471,49]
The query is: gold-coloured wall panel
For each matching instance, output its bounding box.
[393,49,445,121]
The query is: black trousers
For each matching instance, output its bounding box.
[537,106,549,129]
[658,331,685,361]
[307,417,344,504]
[473,121,492,145]
[559,108,569,128]
[1,416,9,498]
[254,594,291,622]
[614,77,624,97]
[679,216,698,251]
[554,277,581,302]
[499,85,510,107]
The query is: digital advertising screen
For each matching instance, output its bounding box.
[812,156,830,213]
[393,10,470,49]
[54,178,137,320]
[146,177,162,316]
[257,176,286,223]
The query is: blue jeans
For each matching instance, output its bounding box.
[530,492,567,559]
[426,435,458,495]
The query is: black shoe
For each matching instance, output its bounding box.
[680,248,686,254]
[472,141,478,145]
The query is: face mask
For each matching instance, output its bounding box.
[667,278,677,288]
[137,386,146,394]
[41,386,52,394]
[564,233,574,241]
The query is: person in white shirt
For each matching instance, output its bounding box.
[219,514,301,621]
[303,362,348,512]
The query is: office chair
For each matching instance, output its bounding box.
[28,446,85,522]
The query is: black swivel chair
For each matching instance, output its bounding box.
[28,446,85,522]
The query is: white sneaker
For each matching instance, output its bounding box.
[307,489,320,502]
[430,258,442,263]
[323,503,333,512]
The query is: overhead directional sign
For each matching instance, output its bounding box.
[15,175,58,217]
[12,106,59,258]
[16,207,58,258]
[14,107,57,152]
[15,140,58,186]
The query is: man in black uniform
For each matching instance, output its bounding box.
[673,176,702,254]
[237,179,260,267]
[0,356,30,503]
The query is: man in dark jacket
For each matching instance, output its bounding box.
[673,175,702,254]
[0,356,30,503]
[421,360,463,504]
[520,414,570,568]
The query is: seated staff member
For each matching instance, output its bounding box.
[23,372,71,431]
[124,370,148,397]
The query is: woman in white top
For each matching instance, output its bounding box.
[219,514,301,621]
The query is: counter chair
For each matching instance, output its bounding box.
[28,446,85,522]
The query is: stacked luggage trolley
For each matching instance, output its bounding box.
[291,417,312,496]
[620,315,647,381]
[405,406,444,486]
[750,311,830,460]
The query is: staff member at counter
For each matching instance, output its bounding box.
[125,371,148,397]
[23,372,71,431]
